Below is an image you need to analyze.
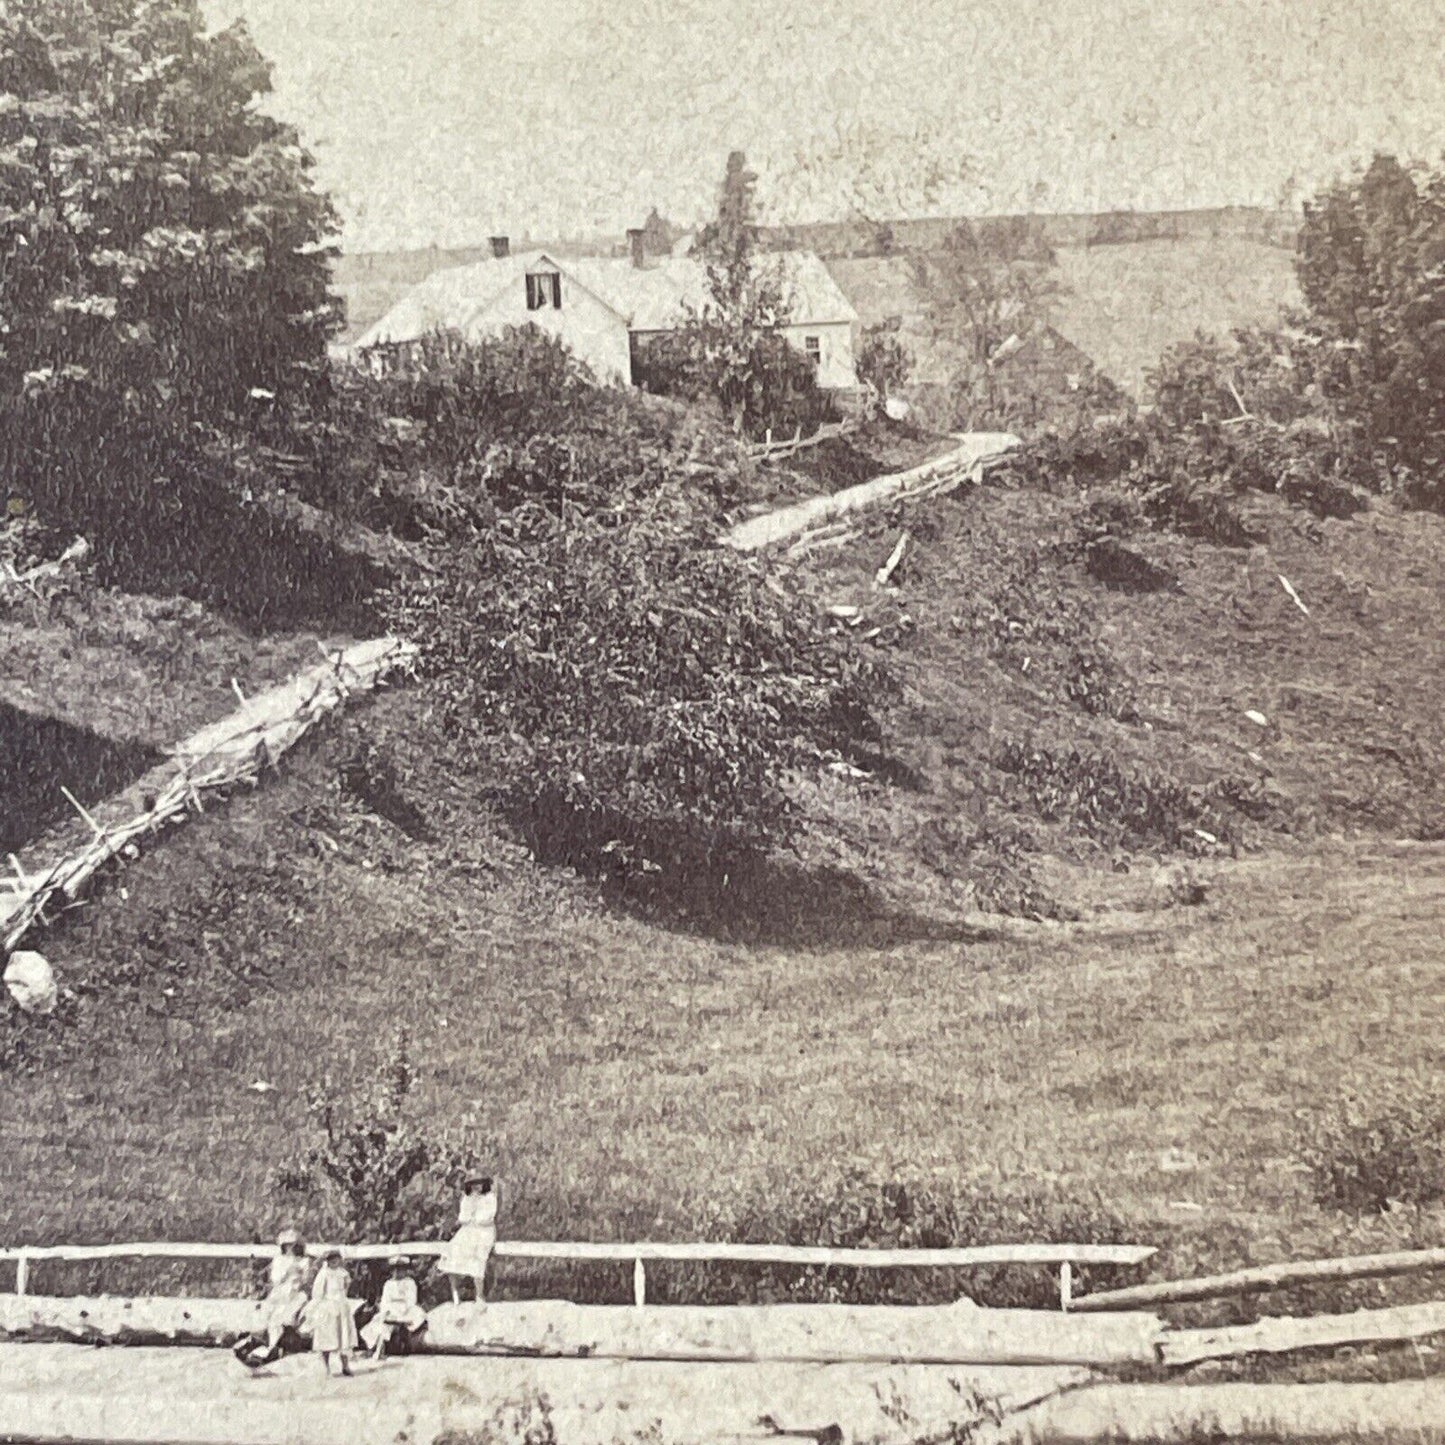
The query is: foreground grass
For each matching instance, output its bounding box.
[4,711,1445,1317]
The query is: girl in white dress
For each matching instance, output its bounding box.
[233,1228,311,1369]
[306,1249,358,1376]
[437,1176,498,1304]
[361,1256,429,1359]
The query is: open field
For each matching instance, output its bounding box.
[6,741,1445,1315]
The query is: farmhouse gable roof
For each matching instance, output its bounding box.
[353,248,858,350]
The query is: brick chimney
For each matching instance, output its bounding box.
[627,228,646,268]
[489,235,509,259]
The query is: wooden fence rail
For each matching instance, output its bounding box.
[1,1239,1156,1311]
[746,421,856,463]
[1070,1245,1445,1313]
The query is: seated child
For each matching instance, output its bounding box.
[233,1227,311,1370]
[361,1255,429,1360]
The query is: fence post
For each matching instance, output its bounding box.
[633,1257,646,1308]
[15,1252,29,1297]
[1058,1261,1073,1312]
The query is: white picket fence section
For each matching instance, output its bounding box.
[0,1239,1156,1311]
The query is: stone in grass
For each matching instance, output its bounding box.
[4,950,57,1014]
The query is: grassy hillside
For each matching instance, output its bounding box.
[1053,237,1302,398]
[0,585,346,851]
[826,236,1300,402]
[6,465,1445,1325]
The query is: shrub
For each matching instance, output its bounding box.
[857,321,912,399]
[305,328,748,540]
[385,492,885,884]
[994,741,1250,853]
[273,1032,474,1246]
[1301,1086,1445,1214]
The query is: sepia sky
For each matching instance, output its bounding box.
[201,0,1445,253]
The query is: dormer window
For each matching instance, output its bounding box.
[526,272,561,310]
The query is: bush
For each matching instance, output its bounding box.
[273,1032,475,1246]
[635,322,835,442]
[305,328,747,540]
[994,741,1250,853]
[386,492,884,883]
[857,321,912,399]
[1301,1086,1445,1214]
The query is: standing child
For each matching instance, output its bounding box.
[307,1249,358,1377]
[437,1176,498,1304]
[361,1255,429,1360]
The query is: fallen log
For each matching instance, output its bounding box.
[0,1345,1091,1445]
[1,635,417,951]
[0,1294,1163,1366]
[724,433,1019,554]
[1072,1245,1445,1313]
[0,537,89,589]
[1160,1299,1445,1367]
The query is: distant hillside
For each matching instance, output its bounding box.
[331,206,1298,345]
[827,233,1300,402]
[1052,236,1301,398]
[764,205,1296,259]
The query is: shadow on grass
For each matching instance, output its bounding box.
[515,793,991,950]
[0,700,160,853]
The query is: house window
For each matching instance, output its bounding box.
[526,272,561,310]
[804,335,821,370]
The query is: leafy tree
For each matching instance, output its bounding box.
[857,320,911,400]
[913,219,1062,428]
[641,151,829,438]
[0,0,344,605]
[274,1032,469,1243]
[1295,152,1445,492]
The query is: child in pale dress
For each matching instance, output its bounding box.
[437,1176,498,1304]
[233,1228,311,1369]
[361,1256,429,1360]
[306,1249,358,1376]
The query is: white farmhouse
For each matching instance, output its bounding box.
[351,236,859,391]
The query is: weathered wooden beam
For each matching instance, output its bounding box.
[1161,1299,1445,1367]
[0,1293,1163,1366]
[724,433,1019,553]
[1073,1246,1445,1313]
[1,636,417,952]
